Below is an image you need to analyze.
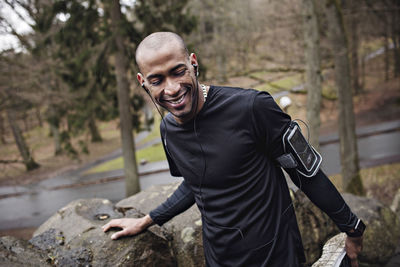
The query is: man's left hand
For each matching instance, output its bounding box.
[345,235,363,267]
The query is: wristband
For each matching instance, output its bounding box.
[346,219,366,237]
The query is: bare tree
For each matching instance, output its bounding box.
[109,0,140,196]
[302,0,322,150]
[349,0,362,94]
[0,112,6,144]
[325,0,364,195]
[6,104,40,171]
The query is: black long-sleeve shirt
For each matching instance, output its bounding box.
[149,86,358,266]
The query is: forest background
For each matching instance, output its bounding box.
[0,0,399,215]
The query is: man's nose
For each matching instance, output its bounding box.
[164,79,180,96]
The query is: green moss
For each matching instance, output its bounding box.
[322,85,337,100]
[85,142,166,174]
[344,173,365,196]
[270,74,303,90]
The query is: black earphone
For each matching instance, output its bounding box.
[193,63,199,77]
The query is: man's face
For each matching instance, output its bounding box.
[138,43,199,124]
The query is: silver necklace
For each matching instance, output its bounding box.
[201,84,208,101]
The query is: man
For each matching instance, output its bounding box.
[103,32,364,266]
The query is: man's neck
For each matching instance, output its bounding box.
[173,82,208,124]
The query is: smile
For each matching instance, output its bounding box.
[167,91,187,104]
[163,89,188,105]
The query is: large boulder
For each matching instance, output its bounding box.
[117,182,204,267]
[117,183,339,266]
[291,190,339,265]
[0,236,51,267]
[18,183,397,267]
[33,198,176,267]
[342,194,400,265]
[391,187,400,219]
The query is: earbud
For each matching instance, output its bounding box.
[193,64,199,77]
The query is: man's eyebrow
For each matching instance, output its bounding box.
[169,64,187,73]
[146,73,161,80]
[146,64,186,80]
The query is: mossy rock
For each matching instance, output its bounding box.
[343,194,400,265]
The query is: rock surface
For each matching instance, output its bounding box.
[33,198,176,266]
[343,194,400,265]
[292,190,338,264]
[117,182,204,267]
[2,183,398,266]
[391,187,400,218]
[0,236,51,267]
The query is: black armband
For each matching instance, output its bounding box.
[276,121,322,177]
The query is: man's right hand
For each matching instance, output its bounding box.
[102,215,154,240]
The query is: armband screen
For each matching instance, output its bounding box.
[278,121,322,177]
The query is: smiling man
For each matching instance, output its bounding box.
[103,32,364,267]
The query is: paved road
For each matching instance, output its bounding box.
[0,120,399,231]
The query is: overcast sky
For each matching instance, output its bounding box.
[0,0,135,52]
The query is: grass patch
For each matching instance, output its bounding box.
[136,142,166,163]
[137,115,161,145]
[85,142,166,174]
[329,162,400,206]
[321,85,337,100]
[270,74,303,90]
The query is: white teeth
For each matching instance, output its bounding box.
[169,93,185,104]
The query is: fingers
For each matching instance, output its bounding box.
[350,259,359,267]
[346,236,363,267]
[102,217,149,240]
[111,229,129,240]
[102,219,129,240]
[102,219,122,232]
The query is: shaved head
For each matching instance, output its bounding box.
[135,32,189,71]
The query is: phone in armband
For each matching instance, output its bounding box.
[278,121,322,177]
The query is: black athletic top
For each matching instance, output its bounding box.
[149,86,358,267]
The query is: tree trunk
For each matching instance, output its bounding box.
[36,106,43,127]
[325,0,364,195]
[110,0,140,196]
[6,107,40,171]
[384,24,390,81]
[47,105,62,156]
[88,117,102,143]
[302,0,322,151]
[349,0,361,94]
[49,122,62,155]
[392,4,400,77]
[0,112,7,144]
[22,111,29,133]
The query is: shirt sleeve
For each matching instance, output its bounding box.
[149,180,195,226]
[286,168,359,232]
[251,91,291,160]
[251,91,359,233]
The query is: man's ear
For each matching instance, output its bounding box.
[137,73,144,86]
[190,53,198,67]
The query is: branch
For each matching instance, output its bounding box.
[3,0,35,29]
[0,16,32,50]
